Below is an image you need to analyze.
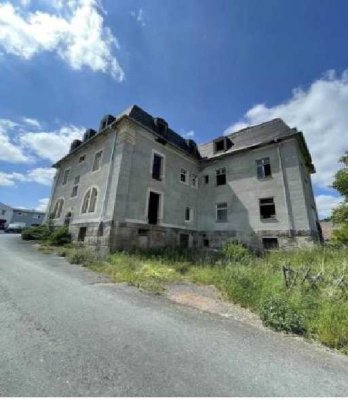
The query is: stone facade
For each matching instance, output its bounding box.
[46,105,322,252]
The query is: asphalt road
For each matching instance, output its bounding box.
[0,234,347,396]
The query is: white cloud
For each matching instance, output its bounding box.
[225,70,348,189]
[20,125,85,162]
[315,194,344,219]
[0,0,124,80]
[0,167,55,186]
[183,130,195,139]
[36,197,49,212]
[22,117,41,129]
[131,8,145,26]
[0,119,31,163]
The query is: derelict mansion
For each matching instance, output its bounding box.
[46,105,322,252]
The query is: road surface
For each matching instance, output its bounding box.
[0,233,347,396]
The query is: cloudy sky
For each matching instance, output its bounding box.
[0,0,347,216]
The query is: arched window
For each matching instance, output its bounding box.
[81,187,98,214]
[52,199,64,219]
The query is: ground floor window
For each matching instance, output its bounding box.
[179,233,190,248]
[262,237,279,249]
[78,227,87,242]
[147,191,161,225]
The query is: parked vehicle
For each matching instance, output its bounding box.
[4,222,27,233]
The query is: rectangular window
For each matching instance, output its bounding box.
[204,175,209,184]
[191,174,198,188]
[79,154,86,163]
[216,168,226,186]
[216,202,228,222]
[256,157,271,179]
[259,197,276,219]
[185,207,192,222]
[214,139,225,153]
[71,176,80,198]
[262,237,279,250]
[179,233,190,248]
[148,191,160,225]
[180,168,187,183]
[92,150,103,172]
[62,169,70,185]
[152,153,163,181]
[78,227,87,242]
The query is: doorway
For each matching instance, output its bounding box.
[148,191,160,225]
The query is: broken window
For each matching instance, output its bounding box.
[256,157,271,179]
[180,168,187,183]
[259,197,276,219]
[152,153,163,181]
[148,191,160,225]
[216,202,228,222]
[216,168,226,186]
[71,176,80,198]
[185,207,192,222]
[62,169,70,185]
[52,199,64,219]
[262,237,279,249]
[92,150,103,172]
[191,174,198,188]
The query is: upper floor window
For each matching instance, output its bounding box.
[214,137,233,154]
[92,151,103,172]
[259,197,276,219]
[79,154,86,163]
[152,153,164,181]
[191,174,198,188]
[180,168,187,184]
[81,187,98,214]
[71,176,80,198]
[62,169,70,185]
[216,202,228,222]
[216,168,226,186]
[185,207,193,222]
[52,199,64,219]
[256,157,271,179]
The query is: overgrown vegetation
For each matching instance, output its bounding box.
[22,225,71,246]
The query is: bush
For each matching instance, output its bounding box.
[222,241,252,263]
[48,226,71,246]
[331,223,348,245]
[260,295,306,334]
[66,247,96,266]
[22,225,51,241]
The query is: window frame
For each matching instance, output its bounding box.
[216,202,228,222]
[191,174,198,188]
[180,168,188,184]
[259,197,276,220]
[216,167,227,186]
[52,198,64,219]
[62,168,70,186]
[71,175,80,198]
[81,186,99,215]
[256,157,272,179]
[151,150,165,182]
[92,150,103,172]
[185,207,193,222]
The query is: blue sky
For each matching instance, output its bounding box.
[0,0,347,216]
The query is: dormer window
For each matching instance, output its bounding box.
[213,137,233,154]
[154,118,168,137]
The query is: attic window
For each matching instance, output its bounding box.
[214,137,233,154]
[154,118,168,137]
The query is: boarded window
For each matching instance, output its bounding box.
[152,153,163,181]
[62,169,70,185]
[262,237,279,249]
[148,191,160,225]
[216,168,226,186]
[256,157,271,179]
[92,151,103,171]
[216,202,228,222]
[259,197,276,219]
[180,168,187,183]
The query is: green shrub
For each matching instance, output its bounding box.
[22,225,51,241]
[222,241,252,263]
[48,226,71,246]
[66,247,96,266]
[331,223,348,245]
[260,295,306,334]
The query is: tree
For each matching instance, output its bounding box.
[331,151,348,244]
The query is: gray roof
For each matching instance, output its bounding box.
[198,119,295,159]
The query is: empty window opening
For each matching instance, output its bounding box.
[214,139,225,152]
[138,228,149,236]
[179,233,190,248]
[78,227,87,242]
[203,239,210,247]
[64,212,72,226]
[216,202,228,222]
[79,154,86,163]
[216,168,226,186]
[259,197,276,219]
[204,175,209,184]
[148,191,160,225]
[185,207,192,222]
[92,150,103,172]
[62,169,70,185]
[152,153,163,181]
[256,157,271,179]
[262,238,279,250]
[180,168,187,183]
[52,199,64,219]
[191,174,198,188]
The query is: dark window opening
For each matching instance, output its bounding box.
[180,168,187,183]
[152,154,163,181]
[204,175,209,184]
[179,233,189,248]
[97,222,104,237]
[148,192,160,225]
[262,238,279,249]
[259,198,276,219]
[185,207,192,221]
[256,157,272,179]
[79,155,86,163]
[64,212,72,226]
[215,139,225,152]
[78,227,87,242]
[138,228,149,236]
[216,168,226,186]
[203,239,209,247]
